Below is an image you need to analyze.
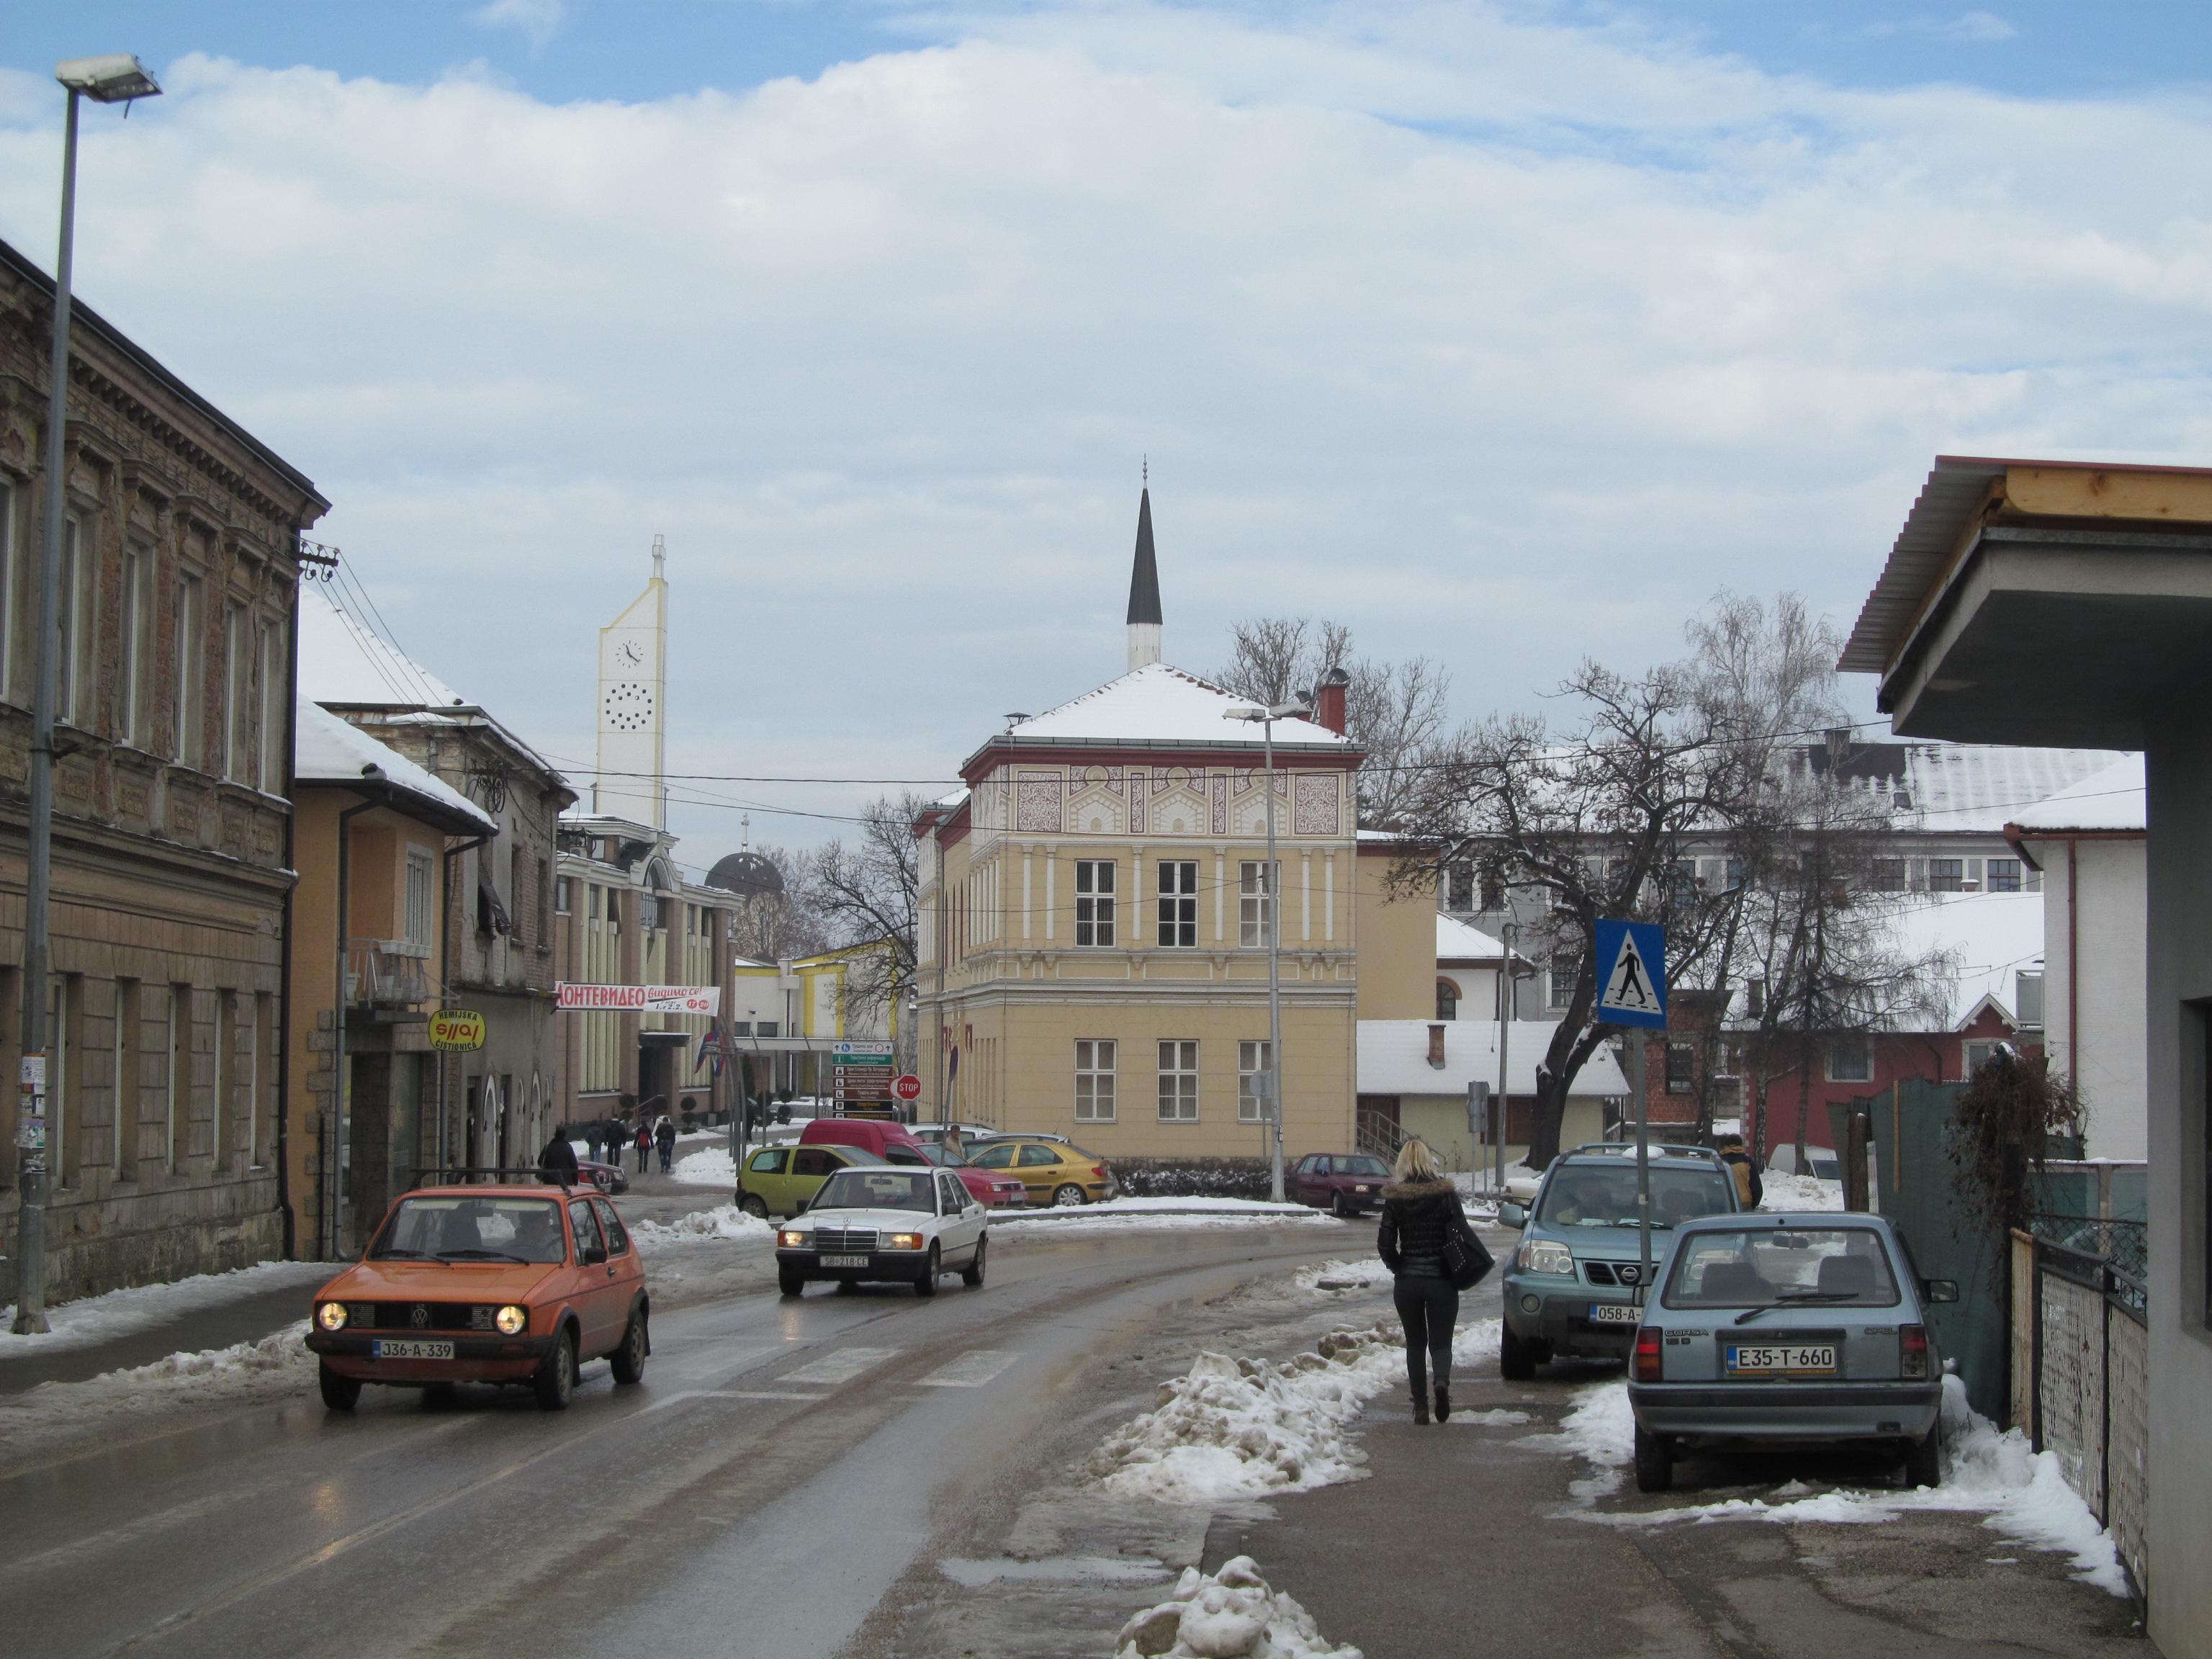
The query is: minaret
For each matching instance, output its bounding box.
[1126,484,1162,672]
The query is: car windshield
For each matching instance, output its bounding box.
[1535,1163,1734,1230]
[1663,1226,1902,1309]
[914,1144,969,1168]
[814,1169,936,1213]
[370,1195,567,1264]
[1337,1156,1390,1178]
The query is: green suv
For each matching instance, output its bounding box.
[1498,1143,1742,1380]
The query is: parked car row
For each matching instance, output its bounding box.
[733,1119,1110,1218]
[1493,1141,1957,1493]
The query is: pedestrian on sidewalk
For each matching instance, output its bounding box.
[1377,1138,1491,1424]
[539,1128,580,1187]
[1717,1133,1763,1208]
[584,1119,605,1164]
[655,1116,676,1174]
[634,1119,654,1175]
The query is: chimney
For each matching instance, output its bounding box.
[1315,665,1349,736]
[1426,1022,1447,1069]
[1126,486,1162,672]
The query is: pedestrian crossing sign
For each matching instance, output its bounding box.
[1593,919,1668,1028]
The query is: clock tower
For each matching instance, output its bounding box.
[594,536,668,827]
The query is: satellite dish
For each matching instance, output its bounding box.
[708,852,784,899]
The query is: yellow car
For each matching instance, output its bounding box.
[966,1138,1113,1207]
[734,1143,886,1218]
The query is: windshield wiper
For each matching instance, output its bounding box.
[369,1247,433,1260]
[435,1248,531,1264]
[1732,1290,1861,1325]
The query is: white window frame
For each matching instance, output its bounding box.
[1237,1038,1272,1123]
[1157,861,1198,948]
[1157,1039,1198,1122]
[1075,860,1116,948]
[1075,1039,1117,1122]
[1962,1038,2005,1077]
[1986,857,2023,894]
[1238,860,1275,948]
[1826,1033,1872,1084]
[405,849,436,953]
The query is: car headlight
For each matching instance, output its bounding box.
[316,1301,348,1331]
[495,1305,528,1336]
[779,1230,809,1249]
[1517,1238,1575,1276]
[887,1233,925,1251]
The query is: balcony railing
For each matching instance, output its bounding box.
[347,938,431,1008]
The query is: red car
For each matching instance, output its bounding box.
[799,1118,1028,1208]
[1286,1153,1394,1218]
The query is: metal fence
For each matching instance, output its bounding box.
[2009,1227,2149,1606]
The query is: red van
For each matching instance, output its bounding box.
[800,1118,1027,1208]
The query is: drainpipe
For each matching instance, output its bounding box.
[441,830,493,1174]
[276,621,301,1258]
[331,791,381,1260]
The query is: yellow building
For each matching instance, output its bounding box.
[914,488,1436,1160]
[729,941,904,1101]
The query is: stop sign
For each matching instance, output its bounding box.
[893,1074,922,1102]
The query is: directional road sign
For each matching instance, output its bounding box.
[1593,918,1668,1028]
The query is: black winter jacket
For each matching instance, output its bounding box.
[1377,1179,1469,1280]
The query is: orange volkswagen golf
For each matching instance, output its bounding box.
[305,1182,649,1412]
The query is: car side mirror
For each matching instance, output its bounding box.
[580,1244,608,1266]
[1923,1278,1959,1304]
[1499,1202,1528,1229]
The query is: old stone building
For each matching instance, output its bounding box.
[0,235,327,1302]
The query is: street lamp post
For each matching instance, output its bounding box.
[1226,696,1312,1204]
[12,55,161,1336]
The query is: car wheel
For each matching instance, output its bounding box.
[914,1244,941,1298]
[1330,1192,1352,1220]
[778,1267,806,1298]
[611,1310,648,1385]
[961,1236,988,1288]
[739,1194,769,1218]
[318,1361,362,1413]
[1905,1422,1943,1488]
[533,1328,577,1413]
[1051,1183,1086,1208]
[1633,1425,1675,1494]
[1500,1323,1537,1382]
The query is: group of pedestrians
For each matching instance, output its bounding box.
[581,1114,679,1174]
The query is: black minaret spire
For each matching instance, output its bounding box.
[1126,472,1162,671]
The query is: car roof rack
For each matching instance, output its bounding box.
[1557,1142,1727,1163]
[405,1166,589,1192]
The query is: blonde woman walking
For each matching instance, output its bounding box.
[1377,1138,1491,1424]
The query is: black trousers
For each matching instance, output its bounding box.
[1393,1274,1459,1399]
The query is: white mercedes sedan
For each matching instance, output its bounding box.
[774,1165,989,1298]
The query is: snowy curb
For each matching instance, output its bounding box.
[1114,1557,1360,1659]
[992,1199,1326,1225]
[0,1259,327,1357]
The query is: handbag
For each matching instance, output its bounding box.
[1442,1209,1494,1291]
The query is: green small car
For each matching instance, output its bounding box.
[734,1143,886,1218]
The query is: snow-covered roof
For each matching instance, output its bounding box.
[1357,1020,1628,1097]
[299,586,467,707]
[998,662,1349,749]
[1789,739,2120,834]
[1437,914,1509,963]
[2010,754,2145,835]
[295,698,496,832]
[1885,891,2045,1030]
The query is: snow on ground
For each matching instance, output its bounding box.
[628,1204,775,1246]
[0,1259,327,1356]
[1545,1375,2130,1594]
[998,1197,1334,1235]
[0,1321,313,1444]
[1113,1557,1360,1659]
[1759,1172,1845,1213]
[670,1146,737,1186]
[1292,1259,1393,1295]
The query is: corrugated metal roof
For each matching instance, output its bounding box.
[1838,457,2005,676]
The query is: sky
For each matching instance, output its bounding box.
[4,3,2210,864]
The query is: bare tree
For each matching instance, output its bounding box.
[810,793,927,1061]
[1214,617,1352,708]
[726,845,834,964]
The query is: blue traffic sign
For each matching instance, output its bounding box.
[1593,919,1668,1028]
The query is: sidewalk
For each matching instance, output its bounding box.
[0,1262,329,1396]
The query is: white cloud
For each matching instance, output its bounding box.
[1928,12,2019,44]
[471,0,570,55]
[0,9,2206,854]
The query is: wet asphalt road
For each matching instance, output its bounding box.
[0,1223,1345,1659]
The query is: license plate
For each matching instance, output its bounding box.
[369,1339,454,1360]
[1727,1343,1838,1375]
[1587,1303,1640,1326]
[1357,1185,1375,1194]
[820,1254,869,1269]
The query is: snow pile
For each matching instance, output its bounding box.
[1087,1326,1402,1502]
[0,1321,315,1444]
[1759,1172,1845,1213]
[629,1205,773,1245]
[127,1321,310,1383]
[1113,1557,1360,1659]
[0,1259,325,1355]
[671,1146,737,1186]
[998,1197,1331,1234]
[1292,1259,1393,1295]
[1555,1376,2130,1593]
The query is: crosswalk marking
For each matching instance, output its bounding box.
[916,1350,1020,1389]
[782,1345,900,1385]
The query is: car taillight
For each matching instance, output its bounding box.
[1900,1323,1930,1380]
[1092,1165,1106,1179]
[1632,1326,1663,1384]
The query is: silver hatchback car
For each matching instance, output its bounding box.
[1627,1211,1957,1493]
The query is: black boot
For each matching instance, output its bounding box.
[1412,1389,1430,1425]
[1434,1383,1452,1423]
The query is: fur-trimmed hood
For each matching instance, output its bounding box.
[1381,1178,1455,1202]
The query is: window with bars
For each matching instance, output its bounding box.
[1076,860,1116,947]
[1238,861,1276,947]
[1157,1040,1198,1120]
[1075,1039,1117,1121]
[1238,1039,1272,1123]
[1157,861,1198,947]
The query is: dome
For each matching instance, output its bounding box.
[707,852,784,900]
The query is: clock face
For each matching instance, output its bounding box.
[603,682,655,732]
[617,640,645,668]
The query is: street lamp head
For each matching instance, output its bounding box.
[1224,701,1314,723]
[1225,706,1266,722]
[55,55,161,104]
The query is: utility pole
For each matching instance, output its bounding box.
[1494,921,1515,1195]
[14,55,161,1334]
[1226,694,1313,1204]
